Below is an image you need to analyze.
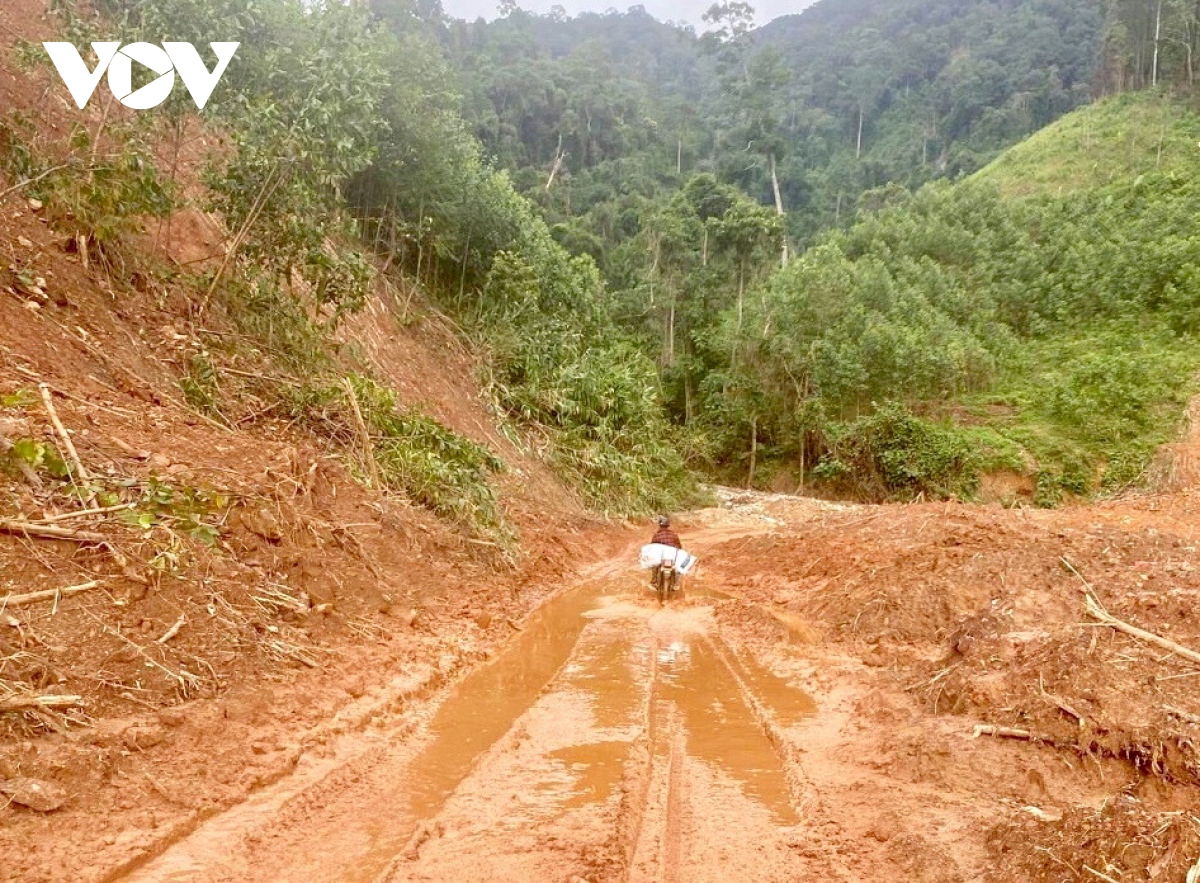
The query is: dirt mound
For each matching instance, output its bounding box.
[987,799,1200,882]
[706,493,1200,879]
[709,505,1066,646]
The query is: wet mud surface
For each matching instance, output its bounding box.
[19,500,1200,883]
[109,530,819,883]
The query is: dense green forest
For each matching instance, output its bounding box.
[432,0,1200,503]
[11,0,1200,514]
[441,0,1102,254]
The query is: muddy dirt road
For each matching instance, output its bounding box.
[110,528,815,883]
[81,494,1200,883]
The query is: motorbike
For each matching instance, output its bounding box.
[639,543,697,605]
[651,561,680,604]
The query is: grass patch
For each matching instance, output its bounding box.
[978,323,1200,502]
[974,91,1200,198]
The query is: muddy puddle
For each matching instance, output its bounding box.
[546,741,632,808]
[535,628,650,811]
[116,574,814,883]
[655,637,810,825]
[346,581,618,878]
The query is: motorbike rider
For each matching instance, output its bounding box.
[652,515,681,549]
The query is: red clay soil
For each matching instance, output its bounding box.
[703,485,1200,882]
[4,3,1200,881]
[0,10,624,878]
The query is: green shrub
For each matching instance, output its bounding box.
[816,404,980,501]
[280,374,508,539]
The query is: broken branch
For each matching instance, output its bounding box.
[1166,705,1200,726]
[0,520,106,543]
[32,503,135,523]
[973,724,1039,741]
[1084,592,1200,667]
[103,626,197,690]
[1039,674,1086,727]
[341,377,381,489]
[156,614,186,645]
[0,580,100,610]
[0,428,43,489]
[39,383,96,509]
[0,163,74,201]
[0,693,83,712]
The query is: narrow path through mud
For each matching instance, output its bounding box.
[113,529,816,883]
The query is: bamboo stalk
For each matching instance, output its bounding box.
[341,378,381,489]
[39,383,90,482]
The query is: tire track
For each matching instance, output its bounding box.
[661,706,686,883]
[108,529,816,883]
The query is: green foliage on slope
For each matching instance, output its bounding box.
[974,92,1200,197]
[442,0,1103,260]
[24,0,697,524]
[709,94,1200,501]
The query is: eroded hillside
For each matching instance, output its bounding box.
[0,2,638,878]
[4,3,1200,883]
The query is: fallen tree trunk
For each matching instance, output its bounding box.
[0,520,106,543]
[0,694,83,712]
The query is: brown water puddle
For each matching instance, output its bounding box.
[656,638,807,825]
[345,581,615,878]
[560,630,646,731]
[534,628,652,811]
[724,643,816,727]
[547,741,632,809]
[123,580,614,883]
[118,577,811,883]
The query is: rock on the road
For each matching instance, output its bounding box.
[1,777,69,812]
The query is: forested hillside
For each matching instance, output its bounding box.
[714,91,1200,504]
[442,0,1103,255]
[5,0,701,522]
[9,0,1200,510]
[430,0,1200,505]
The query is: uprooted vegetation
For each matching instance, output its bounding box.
[706,496,1200,879]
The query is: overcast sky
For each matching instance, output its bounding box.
[439,0,819,30]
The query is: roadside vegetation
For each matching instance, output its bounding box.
[3,0,699,540]
[717,148,1200,502]
[7,0,1200,510]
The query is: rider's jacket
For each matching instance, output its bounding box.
[651,527,681,549]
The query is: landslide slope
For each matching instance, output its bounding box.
[0,3,627,880]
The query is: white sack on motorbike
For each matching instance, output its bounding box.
[639,543,698,575]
